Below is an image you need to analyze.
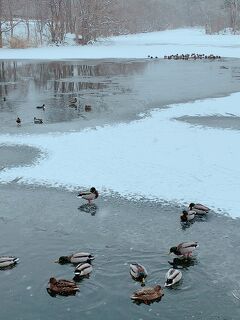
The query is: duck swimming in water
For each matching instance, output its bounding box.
[0,256,19,269]
[16,117,21,126]
[165,268,182,287]
[180,210,195,222]
[189,203,209,214]
[34,117,43,124]
[48,277,79,296]
[77,187,99,204]
[131,285,164,304]
[169,241,198,258]
[74,263,93,280]
[130,263,148,284]
[36,104,45,110]
[69,97,77,105]
[55,252,95,264]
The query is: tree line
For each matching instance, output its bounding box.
[0,0,240,48]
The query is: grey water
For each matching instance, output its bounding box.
[1,58,240,134]
[1,59,240,319]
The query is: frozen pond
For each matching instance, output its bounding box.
[1,58,240,134]
[1,59,240,319]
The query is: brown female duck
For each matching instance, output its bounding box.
[131,285,164,304]
[48,277,79,296]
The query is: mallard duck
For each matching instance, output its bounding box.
[189,203,209,214]
[84,105,92,112]
[69,97,77,104]
[165,268,182,287]
[0,256,19,269]
[16,117,21,126]
[131,285,164,304]
[34,117,43,124]
[48,277,79,296]
[36,104,45,110]
[169,241,198,258]
[77,187,99,204]
[74,263,93,279]
[130,263,148,284]
[55,252,95,264]
[180,210,195,222]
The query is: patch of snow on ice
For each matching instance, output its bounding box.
[0,92,240,218]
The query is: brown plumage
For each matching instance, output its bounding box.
[48,277,79,296]
[131,285,164,304]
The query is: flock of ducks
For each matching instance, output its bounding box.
[68,97,92,112]
[0,185,208,304]
[129,240,199,304]
[180,203,209,223]
[16,104,46,126]
[164,54,221,60]
[0,241,198,303]
[15,98,92,126]
[147,54,221,60]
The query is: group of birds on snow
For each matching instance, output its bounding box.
[0,187,209,304]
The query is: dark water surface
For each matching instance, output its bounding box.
[0,145,41,169]
[177,115,240,131]
[1,59,240,319]
[0,182,240,320]
[1,58,240,134]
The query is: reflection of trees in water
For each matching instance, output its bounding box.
[52,80,107,94]
[0,60,146,96]
[0,61,18,97]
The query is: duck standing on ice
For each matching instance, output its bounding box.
[77,187,99,204]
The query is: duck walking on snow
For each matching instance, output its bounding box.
[130,263,148,284]
[48,277,79,296]
[165,268,182,287]
[0,256,20,269]
[169,241,198,258]
[55,252,95,264]
[77,187,99,204]
[131,285,164,304]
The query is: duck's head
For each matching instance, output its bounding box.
[169,247,177,255]
[189,203,195,209]
[165,278,173,285]
[182,210,188,216]
[155,285,162,291]
[90,187,96,193]
[57,256,70,264]
[49,277,57,284]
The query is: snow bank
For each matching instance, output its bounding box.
[0,92,240,218]
[1,28,240,60]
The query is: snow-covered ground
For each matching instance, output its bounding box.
[0,92,240,218]
[0,28,240,218]
[1,28,240,60]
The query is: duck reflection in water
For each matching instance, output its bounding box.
[168,257,197,269]
[78,203,98,216]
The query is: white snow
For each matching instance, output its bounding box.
[0,92,240,218]
[1,28,240,60]
[1,28,240,218]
